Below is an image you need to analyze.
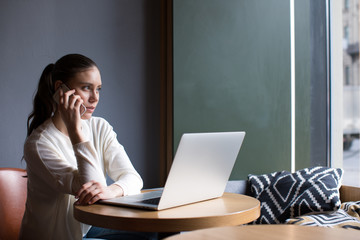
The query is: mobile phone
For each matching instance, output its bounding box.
[53,84,87,116]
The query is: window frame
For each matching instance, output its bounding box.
[329,0,343,169]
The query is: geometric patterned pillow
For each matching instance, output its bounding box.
[248,167,343,224]
[285,201,360,230]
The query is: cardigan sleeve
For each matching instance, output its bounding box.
[73,141,108,187]
[96,119,143,196]
[104,140,143,196]
[24,135,107,195]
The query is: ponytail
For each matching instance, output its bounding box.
[26,54,97,136]
[27,64,56,136]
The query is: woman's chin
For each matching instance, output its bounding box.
[81,112,92,120]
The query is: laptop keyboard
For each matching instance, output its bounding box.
[140,197,161,205]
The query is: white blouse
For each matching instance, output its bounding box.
[20,117,143,240]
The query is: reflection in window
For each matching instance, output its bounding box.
[344,26,349,42]
[344,66,350,85]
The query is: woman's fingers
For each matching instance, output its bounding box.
[81,187,102,205]
[87,193,101,205]
[67,93,83,111]
[75,181,94,198]
[74,184,124,205]
[60,89,75,107]
[75,181,103,205]
[58,89,84,130]
[59,89,82,112]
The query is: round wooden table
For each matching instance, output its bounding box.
[164,225,360,240]
[74,192,260,233]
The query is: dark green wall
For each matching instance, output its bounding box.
[173,0,292,179]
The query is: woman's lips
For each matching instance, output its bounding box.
[86,106,95,113]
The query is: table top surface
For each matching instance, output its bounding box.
[74,192,260,232]
[164,225,360,240]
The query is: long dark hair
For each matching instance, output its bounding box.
[27,54,97,136]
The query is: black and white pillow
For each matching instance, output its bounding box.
[248,167,343,224]
[285,201,360,230]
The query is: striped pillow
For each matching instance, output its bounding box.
[285,201,360,230]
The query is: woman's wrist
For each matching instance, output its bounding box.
[68,128,85,145]
[109,184,124,198]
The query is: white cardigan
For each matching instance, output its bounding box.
[20,117,143,240]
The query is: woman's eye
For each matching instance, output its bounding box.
[82,86,90,91]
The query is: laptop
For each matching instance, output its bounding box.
[100,131,246,210]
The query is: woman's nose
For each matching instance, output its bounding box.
[89,90,99,102]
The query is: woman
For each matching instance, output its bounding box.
[20,54,147,239]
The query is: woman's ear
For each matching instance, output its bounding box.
[54,80,63,91]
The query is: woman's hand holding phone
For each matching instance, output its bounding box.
[56,86,86,144]
[53,84,86,116]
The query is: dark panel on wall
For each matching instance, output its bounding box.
[173,0,292,179]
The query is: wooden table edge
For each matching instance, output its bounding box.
[74,193,260,232]
[164,224,360,240]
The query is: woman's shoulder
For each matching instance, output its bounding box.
[26,119,54,140]
[24,119,61,149]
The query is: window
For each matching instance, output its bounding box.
[344,25,349,42]
[164,0,358,187]
[344,66,350,85]
[344,0,350,10]
[341,0,360,187]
